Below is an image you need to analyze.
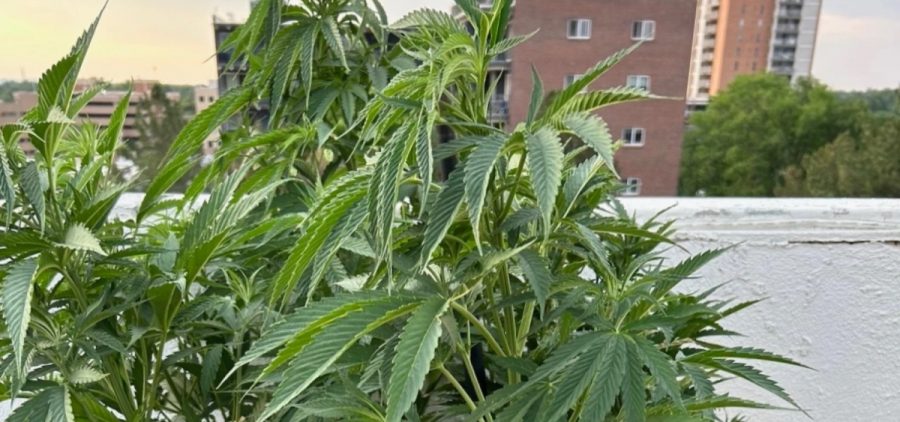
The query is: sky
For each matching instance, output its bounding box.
[0,0,897,91]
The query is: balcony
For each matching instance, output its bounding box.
[772,52,796,61]
[776,23,800,33]
[488,98,509,123]
[778,8,803,19]
[771,65,794,74]
[489,52,511,69]
[774,37,798,46]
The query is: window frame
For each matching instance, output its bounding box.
[626,74,651,91]
[622,177,642,196]
[622,127,646,147]
[567,18,592,40]
[631,20,656,41]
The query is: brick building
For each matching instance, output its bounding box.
[0,80,179,155]
[483,0,697,196]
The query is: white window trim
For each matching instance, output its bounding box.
[622,177,642,196]
[632,20,656,41]
[622,127,645,147]
[626,75,651,91]
[567,19,592,40]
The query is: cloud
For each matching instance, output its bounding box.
[380,0,455,20]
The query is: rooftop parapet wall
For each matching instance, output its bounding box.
[622,197,900,421]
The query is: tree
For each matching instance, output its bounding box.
[837,88,900,117]
[122,83,188,190]
[0,80,36,102]
[680,74,865,196]
[778,115,900,197]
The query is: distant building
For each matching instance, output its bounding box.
[212,16,268,130]
[194,81,220,163]
[0,91,38,154]
[213,18,246,96]
[0,80,179,155]
[468,0,697,196]
[687,0,822,107]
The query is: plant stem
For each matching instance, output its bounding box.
[438,365,477,412]
[457,346,485,402]
[451,301,506,357]
[499,153,527,223]
[516,301,535,355]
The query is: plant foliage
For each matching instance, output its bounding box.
[0,1,804,420]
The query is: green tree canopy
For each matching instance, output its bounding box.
[779,115,900,197]
[837,88,900,117]
[0,80,36,102]
[124,83,188,190]
[679,74,865,196]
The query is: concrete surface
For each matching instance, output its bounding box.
[621,197,900,421]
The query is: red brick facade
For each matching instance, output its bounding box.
[505,0,697,195]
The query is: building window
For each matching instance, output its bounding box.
[209,96,215,102]
[622,128,645,146]
[567,19,592,39]
[198,97,204,103]
[626,75,651,91]
[622,177,641,196]
[632,20,656,40]
[564,74,584,88]
[734,61,740,70]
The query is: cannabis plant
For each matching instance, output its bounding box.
[0,0,805,421]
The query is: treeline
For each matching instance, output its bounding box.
[0,80,37,101]
[680,73,900,197]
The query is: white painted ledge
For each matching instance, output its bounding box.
[620,197,900,243]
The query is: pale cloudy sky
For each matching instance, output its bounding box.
[0,0,896,91]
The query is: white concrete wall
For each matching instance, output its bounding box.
[621,198,900,421]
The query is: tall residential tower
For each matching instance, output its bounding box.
[687,0,822,106]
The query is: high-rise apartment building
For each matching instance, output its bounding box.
[478,0,697,196]
[213,18,246,97]
[687,0,822,105]
[213,16,269,131]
